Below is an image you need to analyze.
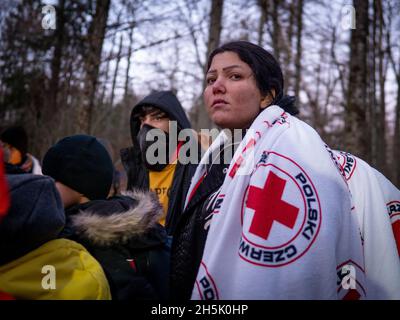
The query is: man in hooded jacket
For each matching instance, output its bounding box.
[120,91,200,236]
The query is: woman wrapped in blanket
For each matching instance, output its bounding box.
[171,40,369,300]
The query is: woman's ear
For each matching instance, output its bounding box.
[260,90,276,109]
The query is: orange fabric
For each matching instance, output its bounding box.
[8,147,22,165]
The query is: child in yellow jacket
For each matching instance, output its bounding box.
[0,174,111,300]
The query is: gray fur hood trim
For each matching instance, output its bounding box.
[70,190,163,246]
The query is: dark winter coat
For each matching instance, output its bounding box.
[61,191,170,300]
[170,152,229,300]
[120,91,198,235]
[4,163,26,175]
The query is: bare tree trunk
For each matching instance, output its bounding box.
[394,72,400,187]
[294,0,303,99]
[257,0,269,46]
[287,0,295,51]
[385,0,400,186]
[110,35,123,107]
[368,0,386,174]
[193,0,224,130]
[78,0,110,133]
[283,0,295,92]
[376,0,387,174]
[345,0,370,161]
[390,41,400,187]
[36,0,67,155]
[49,0,65,118]
[271,0,281,61]
[100,12,121,106]
[205,0,224,72]
[369,0,378,166]
[124,23,135,101]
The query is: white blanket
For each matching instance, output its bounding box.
[189,105,366,300]
[332,150,400,299]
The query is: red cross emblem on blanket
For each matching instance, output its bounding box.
[239,153,321,267]
[246,171,299,240]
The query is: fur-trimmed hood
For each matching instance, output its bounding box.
[64,190,164,247]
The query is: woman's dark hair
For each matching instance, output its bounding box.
[207,41,298,115]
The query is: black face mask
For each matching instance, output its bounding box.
[137,124,171,171]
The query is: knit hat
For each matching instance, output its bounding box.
[0,126,28,155]
[42,135,113,200]
[0,174,65,264]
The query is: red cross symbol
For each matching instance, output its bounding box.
[246,171,299,240]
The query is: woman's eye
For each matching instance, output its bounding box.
[206,78,216,85]
[230,74,242,80]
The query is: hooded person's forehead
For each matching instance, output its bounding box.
[134,105,169,118]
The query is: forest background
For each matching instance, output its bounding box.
[0,0,399,187]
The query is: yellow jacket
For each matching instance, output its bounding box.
[0,239,111,300]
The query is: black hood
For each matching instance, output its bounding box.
[130,91,191,145]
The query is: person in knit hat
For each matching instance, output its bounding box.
[0,126,42,175]
[42,134,170,300]
[0,174,111,299]
[42,134,114,205]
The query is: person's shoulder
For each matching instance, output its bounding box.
[17,238,100,264]
[41,239,112,299]
[0,238,111,300]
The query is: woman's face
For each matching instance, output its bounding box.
[204,51,266,130]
